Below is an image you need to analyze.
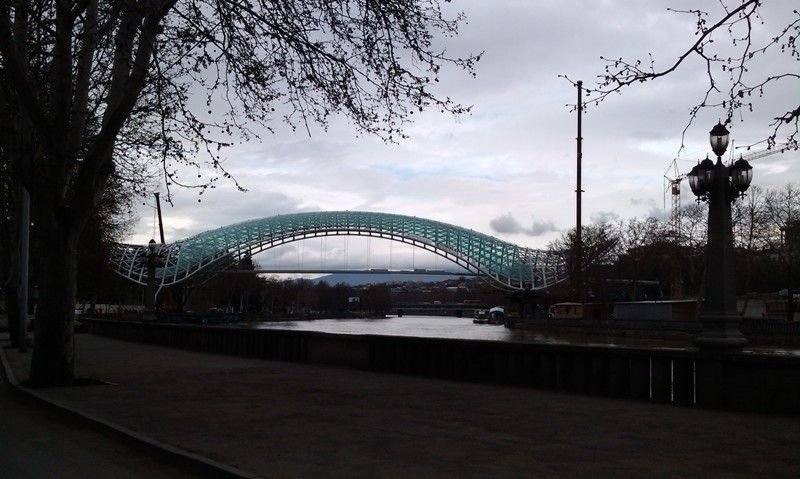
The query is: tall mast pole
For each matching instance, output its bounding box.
[155,192,165,244]
[575,81,583,301]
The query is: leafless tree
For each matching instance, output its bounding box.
[611,217,670,293]
[763,183,800,319]
[677,202,709,250]
[733,186,769,251]
[731,185,769,309]
[549,223,619,299]
[0,0,478,385]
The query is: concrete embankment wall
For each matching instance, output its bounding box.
[81,319,800,415]
[507,318,800,345]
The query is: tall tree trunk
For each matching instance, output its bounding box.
[2,187,22,348]
[2,282,21,349]
[28,221,80,386]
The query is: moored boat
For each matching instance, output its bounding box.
[488,306,505,325]
[473,309,489,324]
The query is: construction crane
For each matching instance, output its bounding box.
[663,159,686,234]
[664,143,791,233]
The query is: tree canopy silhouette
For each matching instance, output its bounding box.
[0,0,478,385]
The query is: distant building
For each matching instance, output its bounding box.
[782,220,800,250]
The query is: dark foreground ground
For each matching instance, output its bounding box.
[0,350,199,477]
[2,332,800,478]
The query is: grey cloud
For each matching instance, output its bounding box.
[629,197,650,206]
[629,197,669,220]
[530,220,558,236]
[647,206,670,221]
[590,211,620,224]
[490,213,558,237]
[490,213,525,235]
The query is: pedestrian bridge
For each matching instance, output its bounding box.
[110,211,567,291]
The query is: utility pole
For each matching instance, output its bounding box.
[575,81,584,301]
[155,192,165,244]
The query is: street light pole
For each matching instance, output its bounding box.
[688,122,753,350]
[695,155,744,349]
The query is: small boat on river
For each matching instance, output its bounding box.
[474,307,504,325]
[488,306,505,325]
[473,309,489,324]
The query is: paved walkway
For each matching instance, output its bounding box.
[0,373,198,478]
[3,333,800,478]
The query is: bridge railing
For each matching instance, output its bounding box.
[81,319,799,415]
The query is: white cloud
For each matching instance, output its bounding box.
[126,0,800,257]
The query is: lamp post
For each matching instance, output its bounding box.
[687,122,753,350]
[145,239,157,311]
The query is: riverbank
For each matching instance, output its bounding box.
[81,318,800,414]
[505,317,800,347]
[4,332,800,478]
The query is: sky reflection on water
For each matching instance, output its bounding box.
[247,315,800,356]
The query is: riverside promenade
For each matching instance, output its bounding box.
[3,332,800,478]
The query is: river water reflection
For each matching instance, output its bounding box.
[257,315,521,341]
[251,315,691,351]
[248,315,800,356]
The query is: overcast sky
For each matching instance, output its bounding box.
[127,0,798,268]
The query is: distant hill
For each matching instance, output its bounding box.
[312,272,467,286]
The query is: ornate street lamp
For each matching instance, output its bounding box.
[686,122,753,349]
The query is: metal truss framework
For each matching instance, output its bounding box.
[110,211,567,291]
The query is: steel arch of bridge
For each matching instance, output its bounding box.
[110,211,567,291]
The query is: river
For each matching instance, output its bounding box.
[247,315,800,356]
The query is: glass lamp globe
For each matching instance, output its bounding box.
[688,164,703,196]
[709,122,730,158]
[731,158,753,192]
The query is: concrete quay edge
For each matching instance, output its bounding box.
[0,338,262,479]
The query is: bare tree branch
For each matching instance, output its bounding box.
[564,1,799,152]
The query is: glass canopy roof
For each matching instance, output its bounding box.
[110,211,567,291]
